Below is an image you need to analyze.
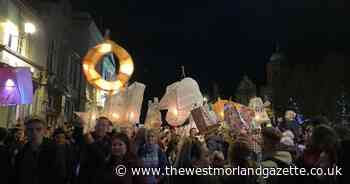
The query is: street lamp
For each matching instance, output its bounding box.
[24,22,36,34]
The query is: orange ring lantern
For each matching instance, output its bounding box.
[82,40,134,94]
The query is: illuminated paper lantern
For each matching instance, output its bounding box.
[233,102,255,125]
[159,78,203,127]
[144,97,162,129]
[103,82,145,126]
[82,40,134,94]
[249,97,271,126]
[212,98,229,121]
[191,106,220,134]
[285,110,296,121]
[224,103,249,132]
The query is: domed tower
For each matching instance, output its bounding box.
[263,44,287,115]
[235,75,257,106]
[266,44,285,85]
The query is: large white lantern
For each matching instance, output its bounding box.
[159,77,203,127]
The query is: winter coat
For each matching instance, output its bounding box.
[78,133,111,184]
[138,144,170,184]
[261,151,297,184]
[97,155,146,184]
[14,140,71,184]
[0,145,13,184]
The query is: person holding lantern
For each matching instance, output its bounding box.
[78,116,112,184]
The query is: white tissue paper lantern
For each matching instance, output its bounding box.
[144,97,162,129]
[103,82,145,127]
[159,77,203,127]
[249,97,271,126]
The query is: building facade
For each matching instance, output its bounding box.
[0,0,115,127]
[0,0,48,127]
[262,47,350,119]
[32,0,116,126]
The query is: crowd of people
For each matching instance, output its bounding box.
[0,113,349,184]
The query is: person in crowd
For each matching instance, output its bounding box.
[14,118,66,184]
[78,116,112,184]
[206,131,225,154]
[52,128,75,184]
[221,134,257,184]
[133,127,146,154]
[210,150,225,168]
[260,127,296,184]
[97,132,145,184]
[121,126,135,140]
[165,130,180,165]
[159,128,171,152]
[7,126,26,166]
[189,128,198,140]
[173,138,217,184]
[279,130,298,160]
[280,110,302,142]
[0,127,12,184]
[301,125,339,184]
[138,129,169,184]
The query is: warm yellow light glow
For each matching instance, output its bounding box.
[24,22,36,34]
[3,20,19,51]
[4,21,18,36]
[220,111,224,118]
[130,112,134,119]
[91,114,96,120]
[88,68,100,80]
[95,79,113,90]
[5,79,15,87]
[172,108,178,116]
[99,43,112,53]
[82,40,134,93]
[255,114,261,121]
[112,113,119,119]
[83,64,89,71]
[120,61,134,75]
[203,97,208,102]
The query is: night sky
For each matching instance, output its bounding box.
[72,0,350,100]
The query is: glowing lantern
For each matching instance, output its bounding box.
[82,40,134,94]
[212,97,229,122]
[249,97,271,126]
[144,97,162,129]
[103,82,145,126]
[285,110,296,121]
[159,78,203,127]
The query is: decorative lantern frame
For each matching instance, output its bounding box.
[82,40,134,94]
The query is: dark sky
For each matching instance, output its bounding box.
[71,0,350,100]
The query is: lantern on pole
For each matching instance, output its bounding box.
[144,97,162,129]
[212,97,229,122]
[82,40,134,94]
[103,82,145,126]
[159,77,203,127]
